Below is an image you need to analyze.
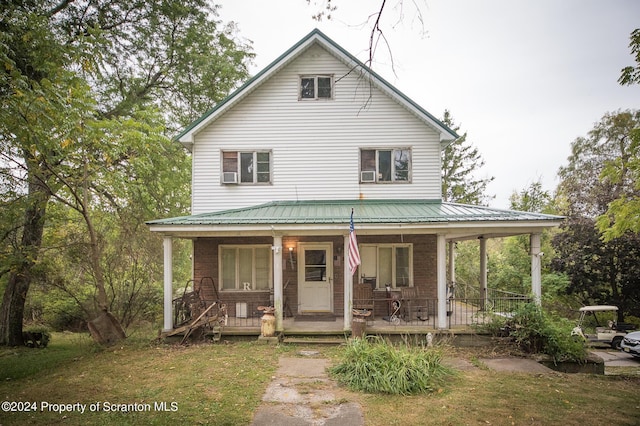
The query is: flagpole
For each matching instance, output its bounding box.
[344,233,351,331]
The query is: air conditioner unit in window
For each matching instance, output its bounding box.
[222,172,238,184]
[360,171,376,183]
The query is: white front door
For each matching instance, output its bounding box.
[298,243,333,313]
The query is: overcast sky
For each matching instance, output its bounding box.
[215,0,640,209]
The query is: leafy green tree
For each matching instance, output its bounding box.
[488,181,558,295]
[618,28,640,86]
[552,111,640,320]
[441,110,494,205]
[0,0,253,345]
[596,30,640,239]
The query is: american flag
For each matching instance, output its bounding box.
[349,209,361,275]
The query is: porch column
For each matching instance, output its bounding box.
[343,234,352,331]
[448,241,456,288]
[163,236,173,332]
[273,236,284,331]
[437,234,448,329]
[530,233,542,305]
[480,237,488,309]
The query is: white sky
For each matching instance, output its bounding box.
[215,0,640,209]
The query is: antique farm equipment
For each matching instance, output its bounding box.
[258,306,276,337]
[161,278,227,343]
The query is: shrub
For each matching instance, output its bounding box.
[329,336,454,395]
[495,303,588,363]
[22,325,51,348]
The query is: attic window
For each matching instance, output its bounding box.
[300,75,333,100]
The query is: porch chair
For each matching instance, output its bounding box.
[400,287,429,322]
[353,282,375,322]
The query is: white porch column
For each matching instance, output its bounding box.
[437,234,448,329]
[448,240,456,288]
[163,236,173,332]
[273,236,284,331]
[343,234,352,331]
[530,233,542,305]
[480,237,488,309]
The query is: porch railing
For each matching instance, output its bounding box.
[199,287,532,330]
[212,296,531,330]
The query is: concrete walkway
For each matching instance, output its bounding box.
[251,349,639,425]
[251,351,364,426]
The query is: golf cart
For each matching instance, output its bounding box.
[571,305,636,349]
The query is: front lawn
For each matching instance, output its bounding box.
[1,333,638,425]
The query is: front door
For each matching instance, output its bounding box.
[298,243,333,313]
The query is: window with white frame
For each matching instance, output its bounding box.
[222,151,271,184]
[220,246,272,291]
[360,148,411,183]
[359,244,412,289]
[299,75,333,100]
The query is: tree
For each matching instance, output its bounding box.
[0,0,253,345]
[596,29,640,239]
[618,28,640,86]
[552,111,640,320]
[441,110,494,205]
[308,0,426,76]
[489,181,558,296]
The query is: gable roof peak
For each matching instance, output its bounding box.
[176,28,458,149]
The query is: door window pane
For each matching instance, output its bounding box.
[305,249,326,281]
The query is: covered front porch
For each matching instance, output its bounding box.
[147,200,562,336]
[175,285,530,336]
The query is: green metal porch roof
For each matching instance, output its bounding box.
[147,200,563,226]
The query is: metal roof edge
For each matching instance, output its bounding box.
[443,201,566,220]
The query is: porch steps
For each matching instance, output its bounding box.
[281,336,347,345]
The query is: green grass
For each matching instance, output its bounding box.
[0,333,639,425]
[0,332,279,425]
[0,332,98,381]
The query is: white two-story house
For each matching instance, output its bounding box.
[148,29,562,334]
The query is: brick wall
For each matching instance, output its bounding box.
[192,233,437,318]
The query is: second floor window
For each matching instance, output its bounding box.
[300,75,333,100]
[222,151,271,184]
[360,148,411,183]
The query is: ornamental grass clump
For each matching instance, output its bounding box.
[329,336,454,395]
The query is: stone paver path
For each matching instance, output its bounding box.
[251,351,364,426]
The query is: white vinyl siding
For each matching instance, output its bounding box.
[191,44,442,214]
